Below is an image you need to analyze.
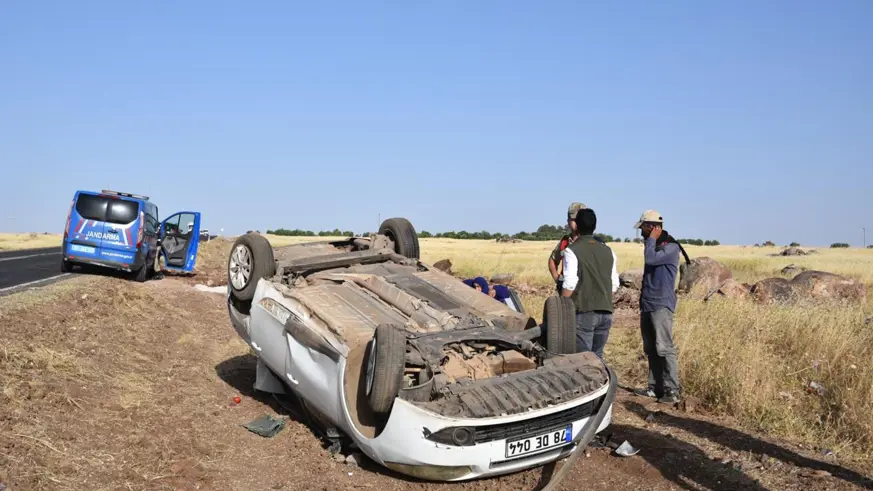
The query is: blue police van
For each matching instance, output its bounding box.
[61,189,202,282]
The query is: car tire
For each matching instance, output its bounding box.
[378,217,420,260]
[366,323,406,415]
[132,263,149,282]
[543,295,576,355]
[61,258,73,273]
[508,287,526,314]
[228,233,276,306]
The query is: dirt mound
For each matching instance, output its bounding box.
[780,247,807,256]
[678,257,733,297]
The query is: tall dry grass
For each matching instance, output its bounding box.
[676,297,873,456]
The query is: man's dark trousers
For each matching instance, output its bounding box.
[575,311,613,359]
[640,307,679,393]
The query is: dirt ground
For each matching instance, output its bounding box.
[1,274,872,491]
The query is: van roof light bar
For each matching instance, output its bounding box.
[101,189,150,201]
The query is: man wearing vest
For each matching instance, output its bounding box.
[633,209,682,404]
[560,208,619,359]
[549,202,586,294]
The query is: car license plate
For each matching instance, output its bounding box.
[505,425,572,459]
[70,244,95,254]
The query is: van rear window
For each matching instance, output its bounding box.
[75,194,139,225]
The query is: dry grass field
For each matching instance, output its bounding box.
[0,233,62,251]
[197,236,873,460]
[2,233,872,490]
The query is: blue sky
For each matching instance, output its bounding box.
[1,1,871,246]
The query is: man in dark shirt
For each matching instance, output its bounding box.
[633,209,682,403]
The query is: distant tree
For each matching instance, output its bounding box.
[418,230,433,238]
[830,243,850,248]
[790,242,800,247]
[868,245,873,249]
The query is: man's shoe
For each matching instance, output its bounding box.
[657,388,681,404]
[633,386,658,398]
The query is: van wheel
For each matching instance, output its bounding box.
[228,233,276,306]
[543,296,576,355]
[378,218,419,260]
[132,263,149,282]
[61,259,73,273]
[365,324,406,415]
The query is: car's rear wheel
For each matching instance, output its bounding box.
[543,295,576,355]
[228,233,276,308]
[378,217,420,260]
[61,258,73,273]
[365,323,406,415]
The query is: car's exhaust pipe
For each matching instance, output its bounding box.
[538,363,618,491]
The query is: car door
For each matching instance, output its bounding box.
[159,211,202,272]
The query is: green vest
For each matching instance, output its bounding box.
[566,235,614,313]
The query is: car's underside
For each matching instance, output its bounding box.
[243,228,609,421]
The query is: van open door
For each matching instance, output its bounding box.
[160,211,202,273]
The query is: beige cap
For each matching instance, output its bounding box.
[568,202,587,219]
[633,209,663,229]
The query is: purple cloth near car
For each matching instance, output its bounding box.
[463,277,490,294]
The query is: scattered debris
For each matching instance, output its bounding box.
[865,316,872,326]
[645,413,656,423]
[345,453,365,467]
[194,284,226,294]
[243,414,286,438]
[332,453,347,464]
[233,396,242,404]
[614,441,639,457]
[799,469,832,479]
[619,269,643,290]
[807,381,826,396]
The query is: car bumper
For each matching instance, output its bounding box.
[354,381,614,481]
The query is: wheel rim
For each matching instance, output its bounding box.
[229,244,253,290]
[365,339,376,397]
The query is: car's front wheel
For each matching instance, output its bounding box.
[228,233,276,310]
[365,323,406,415]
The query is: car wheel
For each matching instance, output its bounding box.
[228,233,276,306]
[365,323,406,415]
[543,296,576,355]
[61,258,73,273]
[378,217,420,260]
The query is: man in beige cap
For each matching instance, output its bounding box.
[548,202,586,294]
[633,209,682,403]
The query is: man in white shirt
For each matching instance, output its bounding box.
[560,208,619,359]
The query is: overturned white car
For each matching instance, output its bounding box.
[224,217,617,482]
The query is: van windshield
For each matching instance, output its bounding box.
[75,194,139,225]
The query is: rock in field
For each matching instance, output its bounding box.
[619,269,644,290]
[432,259,453,274]
[780,247,807,256]
[781,264,806,276]
[678,257,733,296]
[789,270,867,303]
[705,279,751,301]
[613,287,639,310]
[750,278,796,304]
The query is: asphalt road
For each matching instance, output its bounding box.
[0,247,71,295]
